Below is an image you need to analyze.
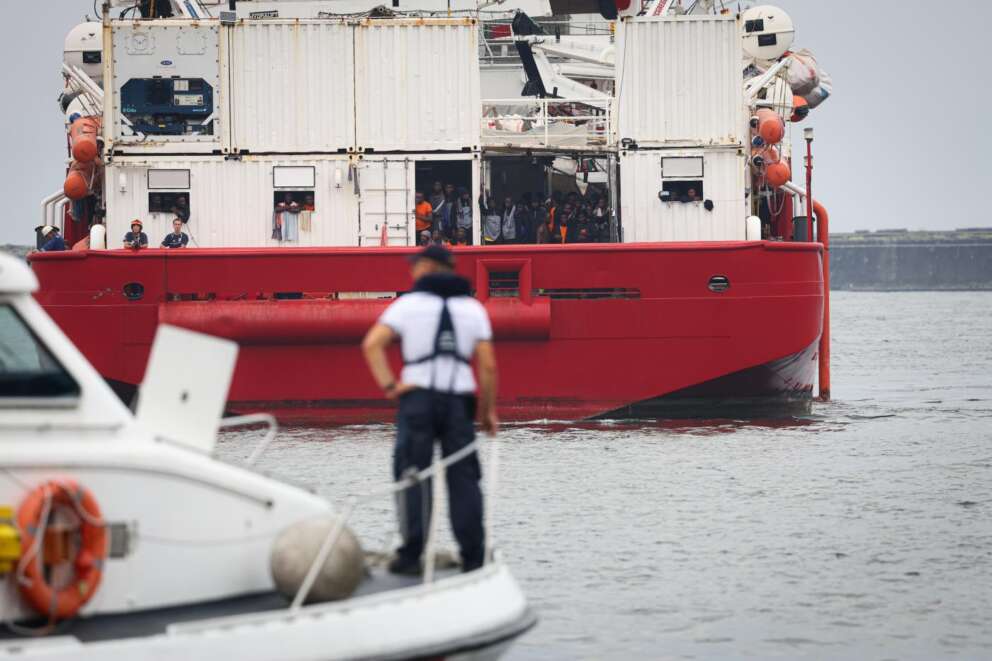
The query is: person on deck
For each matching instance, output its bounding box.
[361,245,499,575]
[123,219,148,249]
[161,217,189,249]
[38,226,66,252]
[170,195,190,223]
[481,195,501,245]
[500,196,517,244]
[414,192,433,235]
[456,188,473,244]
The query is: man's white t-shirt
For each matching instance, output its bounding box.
[379,293,493,394]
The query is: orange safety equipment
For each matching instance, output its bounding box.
[63,160,98,200]
[69,117,102,163]
[16,480,107,621]
[130,219,143,229]
[755,108,785,145]
[765,160,792,187]
[791,95,810,123]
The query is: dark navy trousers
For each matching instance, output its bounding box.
[393,389,485,571]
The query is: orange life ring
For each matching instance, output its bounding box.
[16,480,107,621]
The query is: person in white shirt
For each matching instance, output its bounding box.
[362,245,498,575]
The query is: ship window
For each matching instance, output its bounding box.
[149,192,191,214]
[83,51,102,64]
[273,191,316,211]
[758,34,777,47]
[273,166,316,189]
[661,157,703,179]
[148,169,190,189]
[0,305,79,402]
[745,19,765,33]
[660,180,704,203]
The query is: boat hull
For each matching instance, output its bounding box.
[30,242,824,422]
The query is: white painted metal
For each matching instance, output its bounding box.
[228,21,355,153]
[615,16,746,147]
[355,20,481,152]
[619,148,747,242]
[105,155,359,248]
[136,325,238,455]
[357,157,414,247]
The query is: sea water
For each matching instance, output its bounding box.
[217,291,992,660]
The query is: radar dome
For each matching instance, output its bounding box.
[742,5,795,61]
[64,22,104,87]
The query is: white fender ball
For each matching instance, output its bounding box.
[270,516,364,603]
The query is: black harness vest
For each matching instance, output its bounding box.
[403,273,473,392]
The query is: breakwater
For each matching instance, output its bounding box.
[830,228,992,291]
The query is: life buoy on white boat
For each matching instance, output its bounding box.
[16,480,107,621]
[755,108,785,145]
[64,159,100,200]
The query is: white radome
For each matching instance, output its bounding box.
[741,5,795,61]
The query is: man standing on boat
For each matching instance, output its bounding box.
[362,245,499,575]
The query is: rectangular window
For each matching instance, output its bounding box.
[0,305,79,402]
[149,192,190,214]
[660,180,704,203]
[273,191,316,211]
[148,169,191,190]
[273,166,316,189]
[661,157,704,179]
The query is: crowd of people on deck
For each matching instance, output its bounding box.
[416,180,613,247]
[37,182,615,252]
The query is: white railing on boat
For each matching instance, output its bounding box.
[482,97,611,151]
[218,414,499,606]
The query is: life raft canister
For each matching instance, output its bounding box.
[16,480,107,621]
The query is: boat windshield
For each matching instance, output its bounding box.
[0,304,79,400]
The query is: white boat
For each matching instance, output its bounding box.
[0,252,535,659]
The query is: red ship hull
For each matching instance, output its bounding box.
[29,242,823,422]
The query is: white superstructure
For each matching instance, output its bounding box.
[46,1,832,251]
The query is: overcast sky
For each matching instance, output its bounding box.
[1,1,989,244]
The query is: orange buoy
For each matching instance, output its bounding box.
[791,95,810,123]
[756,108,785,145]
[69,117,102,163]
[766,160,791,187]
[16,480,107,621]
[64,160,97,200]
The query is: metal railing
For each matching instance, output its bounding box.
[290,437,500,611]
[482,98,612,150]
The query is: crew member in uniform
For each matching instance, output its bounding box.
[362,245,499,575]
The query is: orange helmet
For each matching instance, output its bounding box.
[130,219,143,229]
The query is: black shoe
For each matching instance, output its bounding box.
[388,557,422,576]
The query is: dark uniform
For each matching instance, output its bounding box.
[379,272,492,572]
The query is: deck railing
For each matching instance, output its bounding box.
[482,97,612,150]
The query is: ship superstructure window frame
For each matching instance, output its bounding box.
[273,166,316,189]
[148,169,191,190]
[0,304,80,406]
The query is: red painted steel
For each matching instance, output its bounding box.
[30,242,824,421]
[814,200,830,401]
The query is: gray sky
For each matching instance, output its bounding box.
[2,1,989,243]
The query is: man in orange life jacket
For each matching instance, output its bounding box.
[362,245,498,575]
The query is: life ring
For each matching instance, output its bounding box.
[16,480,107,620]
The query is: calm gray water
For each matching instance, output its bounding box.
[218,292,992,660]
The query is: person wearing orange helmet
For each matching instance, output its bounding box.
[123,219,148,250]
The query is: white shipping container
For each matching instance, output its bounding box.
[615,16,745,147]
[107,22,223,153]
[619,148,747,242]
[228,21,355,153]
[105,155,358,248]
[354,19,481,152]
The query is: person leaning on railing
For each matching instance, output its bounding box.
[361,245,498,576]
